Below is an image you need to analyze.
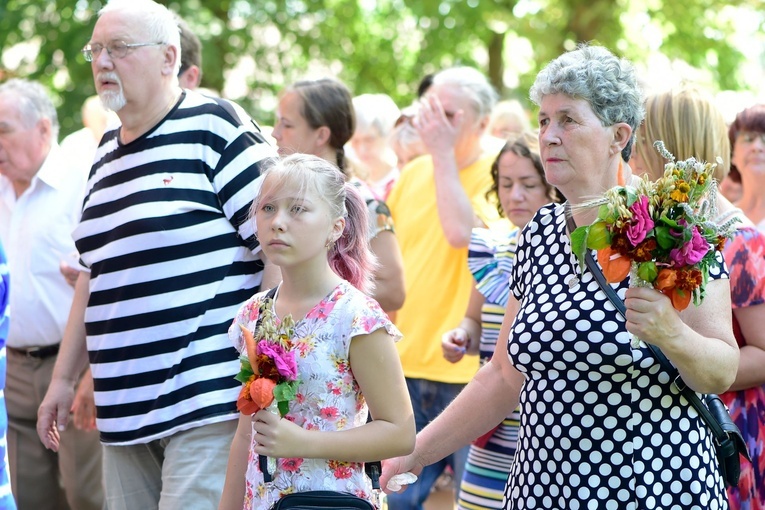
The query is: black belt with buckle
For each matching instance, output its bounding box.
[8,344,61,359]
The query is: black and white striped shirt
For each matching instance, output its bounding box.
[73,91,277,444]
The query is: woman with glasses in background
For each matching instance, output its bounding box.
[729,105,765,233]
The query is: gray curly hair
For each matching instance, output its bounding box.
[529,44,645,161]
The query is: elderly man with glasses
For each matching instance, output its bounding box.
[37,0,277,509]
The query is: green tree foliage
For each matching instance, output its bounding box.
[0,0,757,138]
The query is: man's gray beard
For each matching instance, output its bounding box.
[99,90,126,112]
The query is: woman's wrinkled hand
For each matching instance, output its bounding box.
[380,454,423,494]
[624,286,684,349]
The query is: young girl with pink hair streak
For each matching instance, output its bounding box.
[219,154,415,510]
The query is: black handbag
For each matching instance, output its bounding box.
[566,210,751,487]
[269,490,375,509]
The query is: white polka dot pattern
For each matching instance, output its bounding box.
[503,204,728,510]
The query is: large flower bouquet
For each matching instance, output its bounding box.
[235,298,299,418]
[570,141,738,314]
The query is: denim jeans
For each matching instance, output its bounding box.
[386,378,469,510]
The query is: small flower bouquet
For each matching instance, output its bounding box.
[570,141,738,319]
[235,298,299,417]
[236,298,300,476]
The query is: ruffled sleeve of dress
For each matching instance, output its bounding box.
[345,284,403,343]
[467,227,520,307]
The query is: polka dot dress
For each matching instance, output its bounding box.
[503,204,728,510]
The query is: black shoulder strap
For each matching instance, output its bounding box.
[563,206,727,440]
[264,286,278,300]
[257,286,278,483]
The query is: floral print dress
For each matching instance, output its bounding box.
[229,280,401,510]
[721,226,765,510]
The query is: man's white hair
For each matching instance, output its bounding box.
[99,0,181,75]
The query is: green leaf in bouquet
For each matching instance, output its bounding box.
[657,215,679,228]
[654,225,676,249]
[597,203,616,222]
[586,221,611,250]
[624,187,639,208]
[570,225,589,267]
[235,369,253,384]
[636,261,658,283]
[274,380,299,402]
[234,356,255,384]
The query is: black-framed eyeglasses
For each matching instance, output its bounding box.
[81,41,165,62]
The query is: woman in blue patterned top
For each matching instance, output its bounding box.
[0,242,17,509]
[441,132,560,509]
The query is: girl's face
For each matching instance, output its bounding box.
[497,150,551,228]
[255,174,344,270]
[271,91,324,158]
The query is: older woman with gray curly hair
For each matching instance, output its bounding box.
[381,45,737,509]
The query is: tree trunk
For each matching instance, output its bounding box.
[488,31,505,96]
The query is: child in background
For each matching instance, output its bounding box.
[219,154,415,510]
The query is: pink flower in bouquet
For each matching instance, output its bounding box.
[625,196,654,246]
[670,226,709,267]
[258,341,298,380]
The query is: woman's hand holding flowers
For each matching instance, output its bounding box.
[624,287,686,350]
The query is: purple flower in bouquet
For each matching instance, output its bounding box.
[258,340,298,380]
[670,226,709,267]
[626,195,654,246]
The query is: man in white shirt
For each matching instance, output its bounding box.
[0,79,103,510]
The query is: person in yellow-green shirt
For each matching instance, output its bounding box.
[386,66,505,510]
